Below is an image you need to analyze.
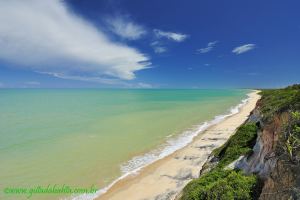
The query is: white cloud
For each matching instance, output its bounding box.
[232,44,256,54]
[153,29,188,42]
[106,16,146,40]
[150,41,167,53]
[197,41,218,53]
[0,0,150,81]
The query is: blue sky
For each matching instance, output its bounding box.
[0,0,299,88]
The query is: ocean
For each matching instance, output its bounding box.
[0,89,249,200]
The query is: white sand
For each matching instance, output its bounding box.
[96,91,260,200]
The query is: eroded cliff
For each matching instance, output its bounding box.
[180,85,300,200]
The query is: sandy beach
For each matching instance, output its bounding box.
[96,91,261,200]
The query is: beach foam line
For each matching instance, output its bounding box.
[70,93,251,200]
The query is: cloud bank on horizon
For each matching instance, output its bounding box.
[0,0,150,82]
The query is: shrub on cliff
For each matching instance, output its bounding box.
[259,85,300,121]
[213,123,258,167]
[181,169,257,200]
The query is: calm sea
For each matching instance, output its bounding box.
[0,89,249,199]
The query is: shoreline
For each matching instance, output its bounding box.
[92,90,260,200]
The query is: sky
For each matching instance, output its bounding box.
[0,0,299,88]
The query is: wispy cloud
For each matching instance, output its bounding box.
[153,29,188,42]
[150,41,167,53]
[0,0,150,82]
[106,16,146,40]
[37,71,131,85]
[197,41,218,54]
[38,71,152,88]
[232,44,256,54]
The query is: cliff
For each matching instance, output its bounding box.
[180,85,300,200]
[241,86,300,199]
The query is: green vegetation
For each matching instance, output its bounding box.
[181,169,257,200]
[259,84,300,121]
[213,123,258,167]
[181,123,259,200]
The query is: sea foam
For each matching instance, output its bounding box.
[70,94,250,200]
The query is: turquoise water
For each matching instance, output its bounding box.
[0,89,248,199]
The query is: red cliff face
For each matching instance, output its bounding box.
[242,101,299,199]
[257,114,299,200]
[241,109,287,177]
[259,159,299,200]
